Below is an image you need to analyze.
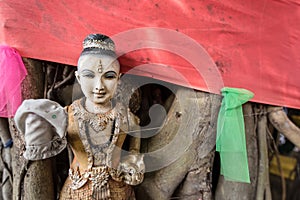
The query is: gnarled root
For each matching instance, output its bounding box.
[267,106,300,148]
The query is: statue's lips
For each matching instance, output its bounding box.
[93,92,106,97]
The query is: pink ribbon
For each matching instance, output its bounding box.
[0,46,27,117]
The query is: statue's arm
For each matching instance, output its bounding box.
[119,110,145,185]
[128,111,141,153]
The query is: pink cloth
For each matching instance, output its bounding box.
[0,46,27,117]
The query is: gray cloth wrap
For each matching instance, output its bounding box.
[14,99,68,160]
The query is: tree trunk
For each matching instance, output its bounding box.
[255,106,272,200]
[135,86,221,200]
[215,103,258,200]
[10,58,55,200]
[0,117,13,200]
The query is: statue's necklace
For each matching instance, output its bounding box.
[82,98,115,132]
[87,109,115,132]
[75,98,116,132]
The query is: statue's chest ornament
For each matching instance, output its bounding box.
[68,99,124,199]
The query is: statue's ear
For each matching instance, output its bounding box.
[75,71,81,84]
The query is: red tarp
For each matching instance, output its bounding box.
[1,0,300,108]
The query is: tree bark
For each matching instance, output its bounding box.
[0,117,13,200]
[215,103,258,200]
[10,58,55,200]
[135,87,221,200]
[256,106,271,200]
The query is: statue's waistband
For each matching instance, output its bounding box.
[69,165,109,190]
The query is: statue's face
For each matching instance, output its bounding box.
[76,54,120,105]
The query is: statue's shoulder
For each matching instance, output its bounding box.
[114,102,140,132]
[65,98,83,136]
[65,98,83,116]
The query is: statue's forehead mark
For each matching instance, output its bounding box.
[97,59,103,73]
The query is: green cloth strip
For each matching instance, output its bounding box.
[216,87,254,183]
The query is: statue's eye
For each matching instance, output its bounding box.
[80,69,95,78]
[105,71,117,79]
[82,73,95,78]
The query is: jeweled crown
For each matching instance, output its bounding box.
[82,39,115,51]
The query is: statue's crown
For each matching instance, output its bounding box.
[83,39,115,51]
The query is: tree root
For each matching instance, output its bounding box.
[267,106,300,148]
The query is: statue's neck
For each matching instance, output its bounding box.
[84,98,112,114]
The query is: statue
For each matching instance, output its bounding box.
[14,34,145,200]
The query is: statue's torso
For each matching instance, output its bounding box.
[60,98,134,200]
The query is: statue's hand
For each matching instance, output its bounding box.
[120,154,145,185]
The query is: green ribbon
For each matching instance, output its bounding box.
[216,87,254,183]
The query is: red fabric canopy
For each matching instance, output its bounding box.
[1,0,300,108]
